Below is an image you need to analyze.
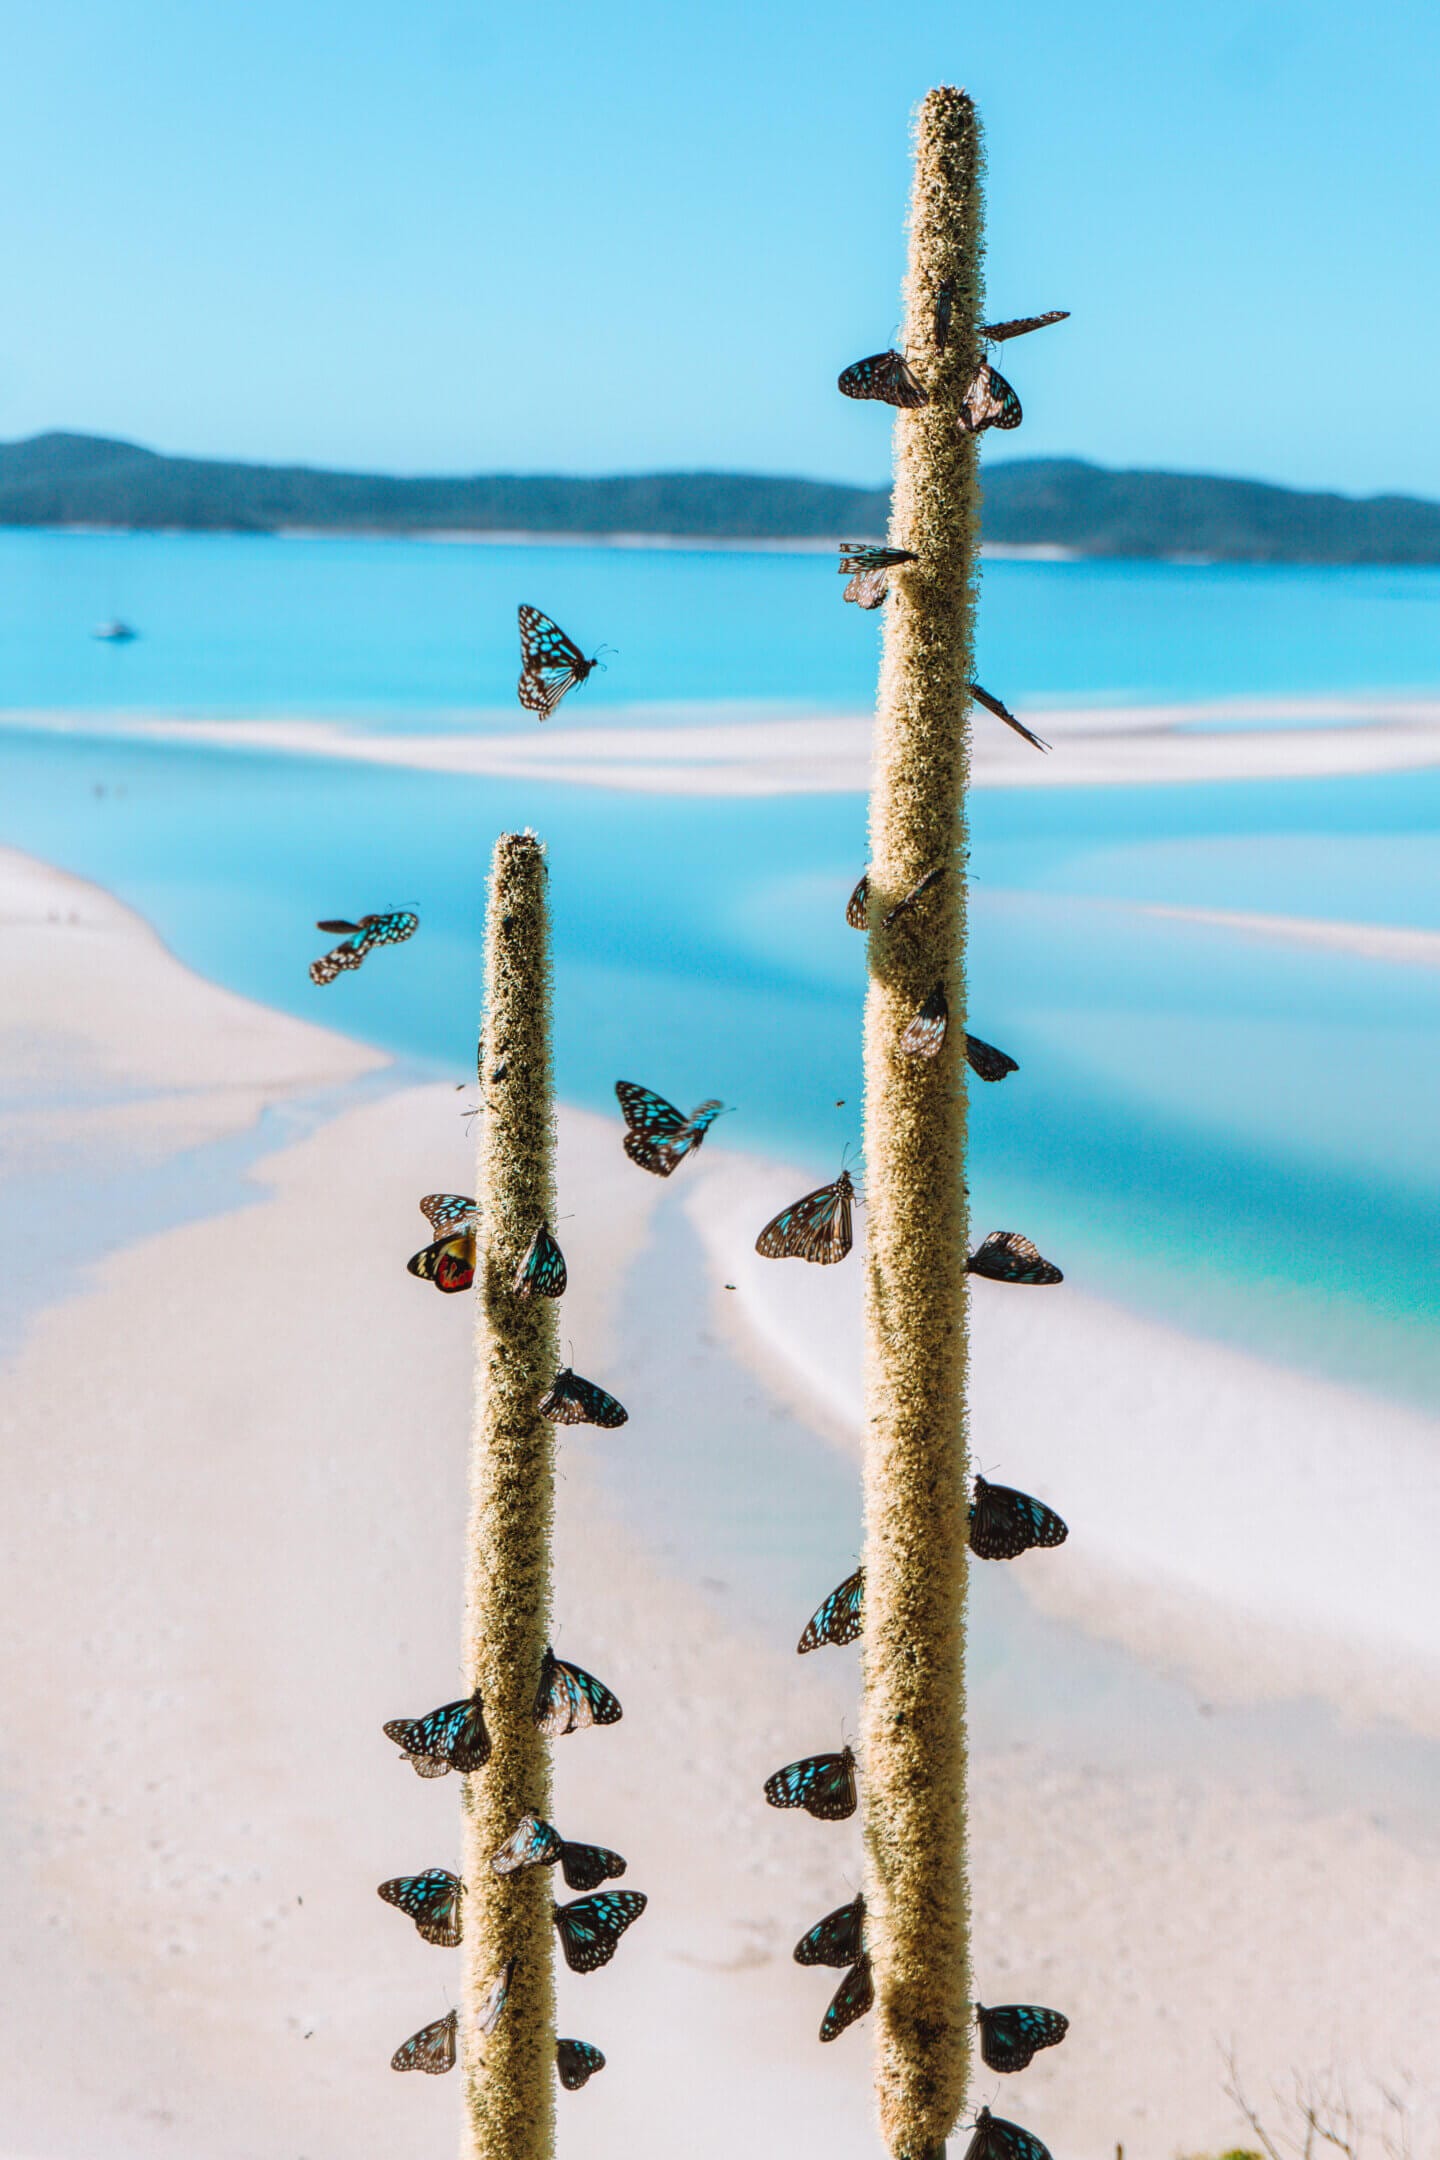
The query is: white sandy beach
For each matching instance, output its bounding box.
[2,847,1438,2160]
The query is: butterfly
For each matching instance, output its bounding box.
[553,1890,648,1973]
[881,864,947,927]
[838,350,929,407]
[755,1169,855,1265]
[420,1192,477,1237]
[513,1219,567,1298]
[976,2001,1070,2073]
[407,1229,476,1293]
[615,1081,726,1177]
[391,2009,456,2074]
[821,1954,874,2042]
[900,982,949,1060]
[793,1893,865,1968]
[383,1689,491,1777]
[797,1567,864,1654]
[957,364,1022,435]
[491,1812,627,1894]
[967,1230,1063,1285]
[845,873,870,930]
[377,1868,464,1947]
[838,543,918,610]
[982,309,1069,343]
[557,2038,607,2090]
[309,910,419,986]
[537,1366,628,1426]
[934,279,955,352]
[970,682,1051,753]
[969,1475,1068,1560]
[964,2107,1055,2160]
[477,1958,516,2036]
[534,1646,623,1736]
[966,1034,1018,1084]
[517,605,602,718]
[763,1745,857,1820]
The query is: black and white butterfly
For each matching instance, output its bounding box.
[755,1169,855,1265]
[971,682,1051,753]
[614,1081,726,1177]
[821,1953,874,2042]
[377,1868,464,1947]
[793,1894,865,1968]
[845,872,870,930]
[537,1366,628,1426]
[477,1958,515,2036]
[982,310,1069,344]
[556,2037,606,2090]
[391,2009,456,2074]
[966,1034,1018,1084]
[838,543,918,610]
[383,1689,491,1777]
[764,1745,857,1821]
[534,1647,623,1737]
[797,1567,864,1653]
[976,2000,1070,2073]
[882,864,947,927]
[967,1230,1063,1284]
[517,605,603,718]
[969,1476,1068,1560]
[553,1890,648,1973]
[957,364,1022,435]
[310,910,419,986]
[491,1811,627,1894]
[513,1219,567,1298]
[964,2107,1054,2160]
[900,982,949,1060]
[838,350,929,407]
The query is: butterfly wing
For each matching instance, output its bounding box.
[969,1477,1069,1560]
[970,682,1051,753]
[537,1367,629,1426]
[976,2003,1070,2074]
[315,919,362,934]
[513,1219,567,1298]
[558,1839,628,1892]
[377,1869,464,1947]
[360,910,420,946]
[934,279,954,351]
[981,310,1069,343]
[797,1567,864,1653]
[755,1173,854,1264]
[553,1891,648,1974]
[967,1231,1063,1284]
[899,983,949,1060]
[967,2110,1055,2160]
[535,1649,624,1737]
[477,1958,515,2037]
[845,873,870,930]
[420,1193,477,1236]
[763,1747,857,1820]
[820,1954,874,2042]
[965,1034,1018,1083]
[844,565,890,609]
[838,545,917,574]
[838,351,929,408]
[491,1812,565,1876]
[309,938,368,985]
[407,1230,476,1293]
[793,1895,865,1968]
[518,604,593,717]
[882,864,947,927]
[957,364,1023,434]
[385,1691,491,1775]
[391,2010,457,2074]
[615,1081,688,1175]
[556,2038,606,2090]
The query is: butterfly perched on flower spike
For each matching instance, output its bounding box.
[764,1745,857,1820]
[971,682,1051,754]
[976,2001,1070,2073]
[900,982,949,1060]
[491,1811,627,1894]
[967,1230,1063,1285]
[794,1893,865,1968]
[517,605,603,718]
[982,309,1069,343]
[957,363,1022,435]
[476,1958,516,2037]
[964,2107,1055,2160]
[407,1229,476,1294]
[845,873,870,930]
[391,2009,456,2074]
[383,1688,491,1777]
[882,864,947,927]
[966,1034,1018,1084]
[838,543,918,610]
[969,1476,1069,1561]
[797,1567,864,1653]
[537,1365,628,1426]
[934,279,955,352]
[553,1890,648,1973]
[614,1082,726,1177]
[310,910,419,986]
[838,350,929,407]
[377,1868,464,1946]
[420,1192,477,1237]
[756,1169,855,1265]
[556,2037,606,2089]
[513,1219,567,1298]
[820,1952,874,2042]
[534,1646,623,1736]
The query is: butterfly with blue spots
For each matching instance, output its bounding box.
[797,1569,864,1654]
[977,2001,1070,2073]
[838,351,928,407]
[377,1868,464,1947]
[967,1231,1063,1285]
[615,1081,726,1177]
[517,605,603,718]
[964,2108,1054,2160]
[491,1811,627,1894]
[310,910,418,987]
[513,1219,567,1298]
[537,1366,628,1426]
[969,1477,1068,1561]
[900,982,949,1060]
[838,543,918,610]
[534,1648,623,1737]
[793,1894,864,1968]
[390,2009,456,2074]
[557,2037,606,2089]
[756,1170,855,1265]
[477,1958,515,2036]
[821,1953,874,2042]
[383,1689,491,1777]
[764,1746,857,1821]
[553,1890,648,1973]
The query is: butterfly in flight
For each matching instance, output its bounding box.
[956,363,1023,435]
[537,1366,628,1426]
[391,2009,456,2074]
[820,1954,874,2042]
[934,279,955,351]
[964,2108,1055,2160]
[966,1034,1018,1084]
[838,350,929,407]
[615,1082,726,1177]
[477,1958,516,2037]
[556,2037,607,2090]
[309,910,419,987]
[377,1868,464,1947]
[845,873,870,930]
[383,1688,491,1777]
[981,310,1069,343]
[517,605,603,718]
[491,1812,627,1894]
[976,2001,1070,2073]
[969,1475,1068,1560]
[797,1567,864,1654]
[967,1230,1063,1285]
[881,864,947,927]
[755,1168,856,1265]
[900,982,949,1060]
[837,543,919,610]
[513,1218,567,1298]
[793,1894,865,1968]
[407,1229,476,1293]
[534,1646,623,1737]
[970,682,1051,754]
[764,1745,857,1821]
[553,1890,648,1973]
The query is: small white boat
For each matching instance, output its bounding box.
[92,620,138,642]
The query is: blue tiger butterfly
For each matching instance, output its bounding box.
[557,2037,606,2089]
[845,873,870,930]
[966,1034,1018,1084]
[420,1192,477,1236]
[797,1568,864,1654]
[477,1958,515,2036]
[755,1169,855,1265]
[971,682,1050,753]
[838,351,928,408]
[537,1366,628,1426]
[969,1476,1068,1561]
[965,2108,1054,2160]
[391,2009,456,2074]
[491,1811,626,1894]
[967,1231,1063,1285]
[793,1894,865,1968]
[957,364,1022,435]
[310,910,418,986]
[377,1868,464,1946]
[534,1647,623,1736]
[837,543,918,610]
[615,1082,726,1177]
[383,1689,491,1776]
[513,1218,567,1298]
[821,1953,874,2042]
[517,605,602,718]
[976,2001,1070,2073]
[900,982,949,1060]
[764,1745,857,1821]
[982,310,1069,343]
[553,1890,648,1973]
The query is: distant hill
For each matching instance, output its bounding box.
[4,431,1440,563]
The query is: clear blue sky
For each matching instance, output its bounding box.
[2,0,1436,496]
